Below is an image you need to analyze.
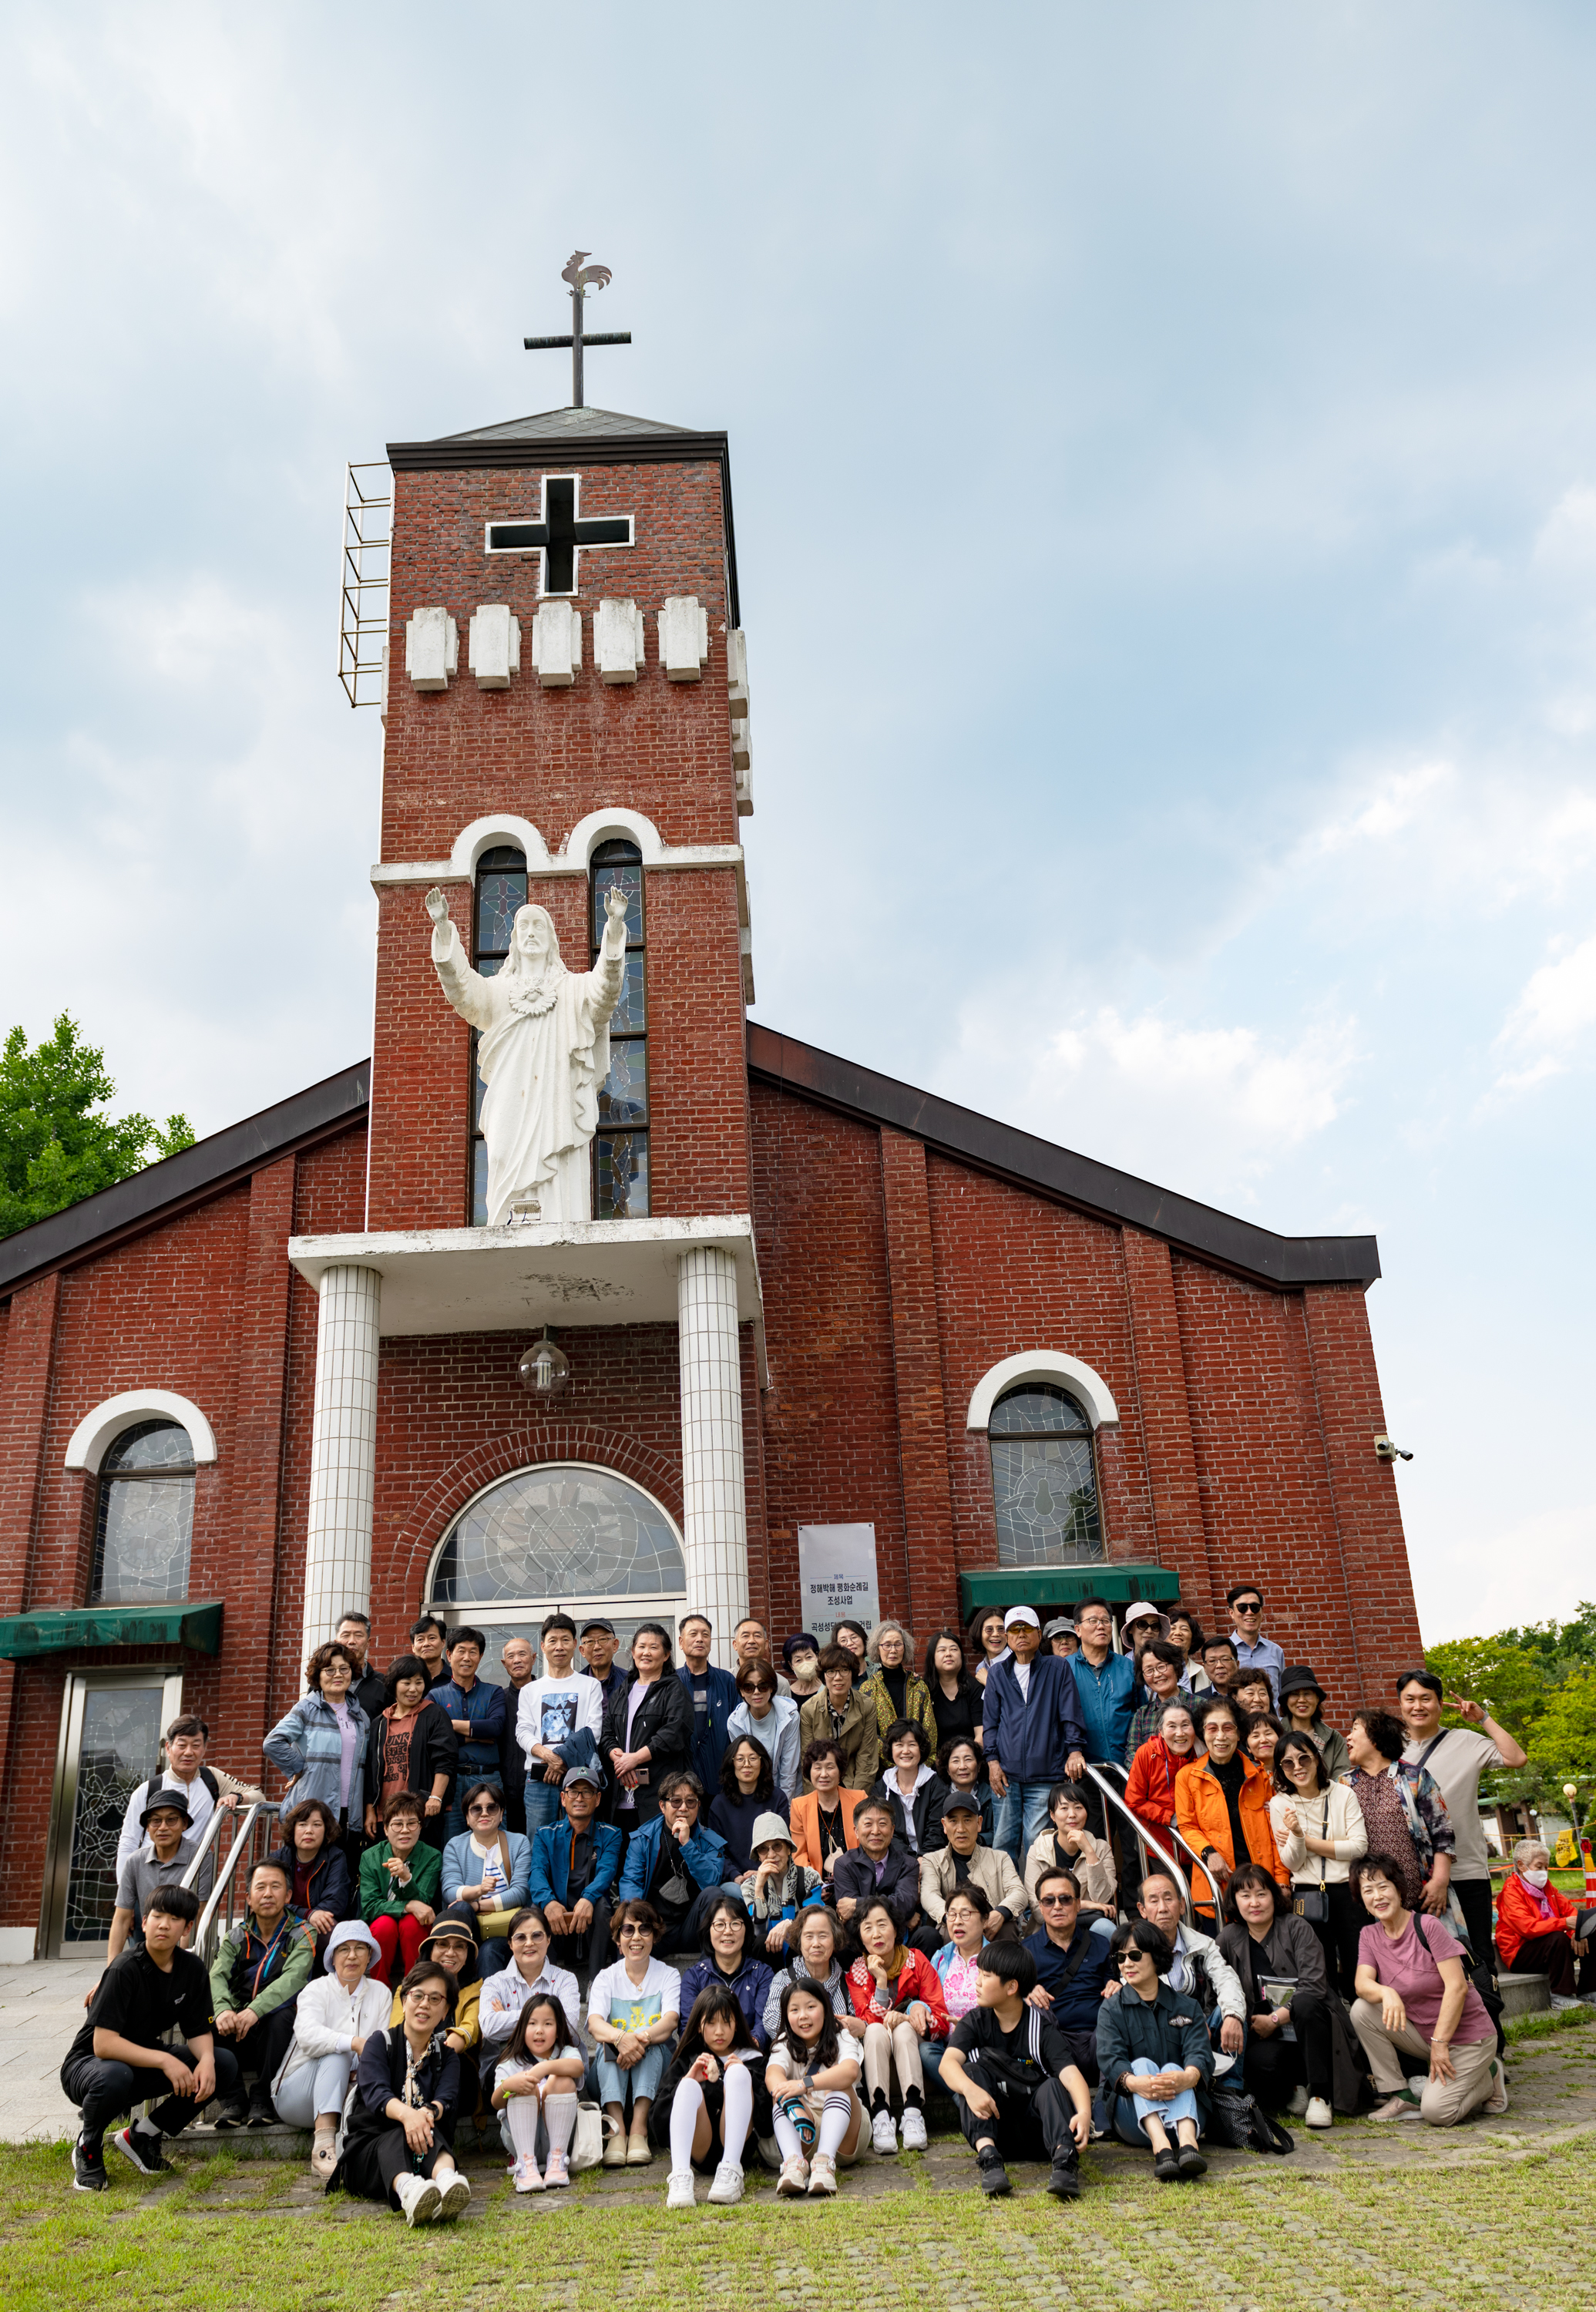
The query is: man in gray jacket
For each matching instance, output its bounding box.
[916,1793,1030,1951]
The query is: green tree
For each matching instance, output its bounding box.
[1525,1667,1596,1784]
[0,1014,194,1239]
[1422,1634,1547,1746]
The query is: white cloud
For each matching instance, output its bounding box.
[1491,927,1596,1092]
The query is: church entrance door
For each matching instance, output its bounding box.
[42,1667,184,1958]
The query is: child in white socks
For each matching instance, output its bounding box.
[490,1992,584,2193]
[652,1984,769,2208]
[765,1978,865,2197]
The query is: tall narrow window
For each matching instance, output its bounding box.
[92,1421,195,1604]
[470,845,528,1225]
[988,1385,1103,1568]
[591,838,648,1217]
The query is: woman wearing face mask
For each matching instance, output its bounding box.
[272,1921,391,2179]
[1268,1734,1368,1998]
[1496,1839,1596,2008]
[1218,1863,1336,2130]
[781,1634,823,1702]
[1173,1697,1285,1923]
[1124,1702,1198,1869]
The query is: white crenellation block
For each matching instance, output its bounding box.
[530,600,581,687]
[726,627,750,714]
[658,595,709,681]
[468,603,521,689]
[595,598,646,684]
[731,717,751,775]
[405,607,459,691]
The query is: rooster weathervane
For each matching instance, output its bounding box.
[524,251,631,409]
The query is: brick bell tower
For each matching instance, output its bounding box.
[289,300,764,1668]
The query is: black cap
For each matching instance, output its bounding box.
[942,1789,983,1816]
[139,1787,193,1829]
[579,1617,617,1638]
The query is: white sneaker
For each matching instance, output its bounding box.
[707,2159,744,2205]
[899,2105,927,2151]
[871,2108,898,2154]
[435,2172,471,2221]
[776,2153,809,2196]
[395,2173,439,2226]
[1551,1993,1581,2011]
[1286,2085,1310,2118]
[666,2169,697,2210]
[806,2152,838,2195]
[1304,2097,1333,2129]
[514,2154,544,2193]
[1483,2061,1510,2115]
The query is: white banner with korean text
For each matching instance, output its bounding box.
[795,1524,880,1648]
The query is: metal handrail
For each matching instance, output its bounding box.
[193,1802,279,1967]
[1083,1761,1229,1921]
[176,1796,234,1900]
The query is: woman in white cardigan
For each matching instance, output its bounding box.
[1268,1734,1368,1999]
[272,1919,394,2178]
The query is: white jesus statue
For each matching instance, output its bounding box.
[425,882,630,1228]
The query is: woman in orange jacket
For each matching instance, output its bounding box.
[1173,1695,1286,1919]
[1124,1696,1200,1860]
[788,1739,865,1883]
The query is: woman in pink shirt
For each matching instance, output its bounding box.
[1350,1852,1505,2125]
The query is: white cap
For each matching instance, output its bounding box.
[1003,1605,1040,1629]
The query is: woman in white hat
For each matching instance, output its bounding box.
[271,1920,392,2179]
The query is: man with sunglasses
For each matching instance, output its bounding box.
[614,1771,734,1956]
[1020,1867,1112,2083]
[1225,1586,1284,1707]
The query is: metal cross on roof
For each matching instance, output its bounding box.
[523,251,632,408]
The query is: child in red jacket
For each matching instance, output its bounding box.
[843,1896,948,2155]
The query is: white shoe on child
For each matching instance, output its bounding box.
[776,2153,809,2196]
[666,2169,697,2210]
[899,2105,927,2151]
[707,2159,744,2204]
[807,2152,838,2196]
[871,2108,898,2154]
[515,2155,544,2193]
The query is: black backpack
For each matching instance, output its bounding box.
[1412,1912,1506,2056]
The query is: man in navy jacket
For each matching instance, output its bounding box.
[526,1764,625,1989]
[677,1614,740,1793]
[1023,1861,1113,2082]
[983,1607,1087,1867]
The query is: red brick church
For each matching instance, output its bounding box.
[0,384,1421,1959]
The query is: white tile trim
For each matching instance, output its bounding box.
[965,1352,1121,1433]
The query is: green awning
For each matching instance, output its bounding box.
[0,1598,224,1662]
[957,1564,1181,1618]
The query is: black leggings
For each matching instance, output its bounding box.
[1298,1882,1361,1999]
[1243,1984,1332,2105]
[342,2115,458,2207]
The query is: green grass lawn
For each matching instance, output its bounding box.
[3,2117,1591,2312]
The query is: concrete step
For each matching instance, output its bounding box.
[1498,1971,1550,2018]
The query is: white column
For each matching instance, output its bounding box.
[301,1263,381,1666]
[677,1246,749,1668]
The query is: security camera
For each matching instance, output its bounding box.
[1373,1436,1413,1463]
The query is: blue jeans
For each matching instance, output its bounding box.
[1114,2057,1200,2147]
[595,2038,668,2112]
[523,1774,564,1835]
[444,1768,503,1844]
[993,1779,1053,1867]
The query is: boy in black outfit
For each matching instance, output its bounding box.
[937,1940,1092,2202]
[60,1884,240,2193]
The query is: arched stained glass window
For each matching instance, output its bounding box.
[91,1420,195,1604]
[429,1465,685,1605]
[988,1385,1103,1568]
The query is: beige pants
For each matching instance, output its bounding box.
[861,2015,924,2107]
[1349,1998,1497,2125]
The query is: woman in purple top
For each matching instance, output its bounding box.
[1349,1852,1504,2127]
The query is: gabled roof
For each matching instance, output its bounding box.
[0,1063,369,1299]
[746,1025,1379,1290]
[435,405,699,445]
[0,1032,1379,1302]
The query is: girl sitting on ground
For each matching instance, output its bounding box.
[652,1984,770,2209]
[765,1978,866,2198]
[842,1896,946,2153]
[490,1990,583,2193]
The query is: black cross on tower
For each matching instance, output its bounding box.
[486,476,633,594]
[523,250,631,408]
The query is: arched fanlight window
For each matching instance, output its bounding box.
[987,1385,1103,1568]
[429,1464,685,1605]
[91,1421,195,1604]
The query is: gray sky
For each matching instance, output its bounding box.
[3,3,1593,1638]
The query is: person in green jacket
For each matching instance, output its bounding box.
[360,1789,444,1985]
[209,1857,319,2125]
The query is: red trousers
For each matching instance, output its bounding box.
[371,1912,428,1986]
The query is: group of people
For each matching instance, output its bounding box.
[66,1582,1588,2217]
